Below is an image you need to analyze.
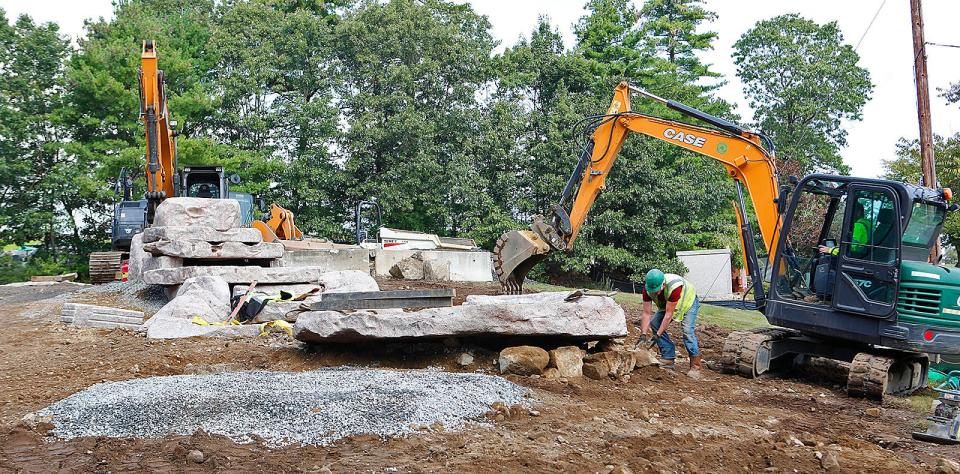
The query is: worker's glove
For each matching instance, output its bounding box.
[635,334,656,350]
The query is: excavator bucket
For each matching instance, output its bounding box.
[493,229,551,294]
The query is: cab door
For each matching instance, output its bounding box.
[831,185,901,318]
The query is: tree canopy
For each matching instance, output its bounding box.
[0,1,879,283]
[732,14,872,176]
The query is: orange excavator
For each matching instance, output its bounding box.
[89,41,301,282]
[494,82,960,399]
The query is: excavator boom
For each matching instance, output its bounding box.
[140,40,177,222]
[494,82,782,295]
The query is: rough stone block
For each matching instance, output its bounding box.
[143,240,284,260]
[582,350,637,379]
[389,252,424,280]
[231,271,380,322]
[374,249,492,282]
[294,291,627,342]
[499,346,549,376]
[143,266,329,286]
[549,346,585,378]
[152,197,241,231]
[127,233,147,282]
[60,303,144,330]
[423,259,450,282]
[142,226,263,244]
[144,275,249,339]
[177,275,231,308]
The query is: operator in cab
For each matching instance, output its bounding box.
[637,269,702,373]
[818,201,872,258]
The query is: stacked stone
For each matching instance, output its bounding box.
[129,198,303,285]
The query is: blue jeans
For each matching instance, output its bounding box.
[650,297,700,359]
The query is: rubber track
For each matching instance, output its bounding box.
[718,328,796,377]
[847,352,893,400]
[88,251,123,284]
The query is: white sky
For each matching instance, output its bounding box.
[3,0,959,178]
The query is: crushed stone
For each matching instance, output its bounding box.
[37,367,529,447]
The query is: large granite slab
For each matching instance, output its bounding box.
[60,303,144,330]
[294,292,627,342]
[143,266,329,285]
[153,197,241,231]
[142,226,263,244]
[143,240,284,260]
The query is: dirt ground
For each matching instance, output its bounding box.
[0,280,957,473]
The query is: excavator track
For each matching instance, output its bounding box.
[847,352,928,399]
[88,251,123,284]
[718,328,798,378]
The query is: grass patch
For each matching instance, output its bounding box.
[526,282,768,331]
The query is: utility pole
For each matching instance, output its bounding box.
[910,0,941,262]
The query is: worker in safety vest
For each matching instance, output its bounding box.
[637,268,702,371]
[818,201,872,259]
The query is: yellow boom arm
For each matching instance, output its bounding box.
[140,40,177,218]
[493,82,782,294]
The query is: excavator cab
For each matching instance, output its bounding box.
[181,166,230,199]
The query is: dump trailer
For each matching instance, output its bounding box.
[493,82,959,399]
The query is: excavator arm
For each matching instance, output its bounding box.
[139,40,177,222]
[494,82,783,299]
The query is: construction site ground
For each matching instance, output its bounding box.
[0,280,957,472]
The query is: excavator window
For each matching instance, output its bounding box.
[184,173,222,199]
[902,201,946,261]
[775,178,848,305]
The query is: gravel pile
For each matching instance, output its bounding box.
[38,368,529,446]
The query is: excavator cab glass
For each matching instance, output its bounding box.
[902,201,946,261]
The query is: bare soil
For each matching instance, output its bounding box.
[0,279,956,472]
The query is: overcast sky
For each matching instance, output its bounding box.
[3,0,959,179]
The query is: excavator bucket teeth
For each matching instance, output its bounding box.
[493,229,551,294]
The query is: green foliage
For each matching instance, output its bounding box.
[882,134,960,251]
[732,14,872,175]
[0,1,872,286]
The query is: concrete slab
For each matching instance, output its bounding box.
[294,292,626,342]
[142,226,263,244]
[279,248,370,272]
[143,266,329,285]
[374,249,492,282]
[60,303,144,330]
[143,240,284,260]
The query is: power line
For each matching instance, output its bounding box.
[927,41,960,49]
[855,0,888,52]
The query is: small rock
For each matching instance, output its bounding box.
[498,346,549,376]
[528,410,541,417]
[548,346,585,378]
[187,450,205,464]
[456,353,474,367]
[935,458,960,474]
[786,435,804,447]
[542,367,561,379]
[864,407,881,417]
[607,465,634,474]
[820,451,839,471]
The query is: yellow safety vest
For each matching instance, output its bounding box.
[649,273,697,322]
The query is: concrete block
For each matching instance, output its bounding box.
[153,197,241,231]
[279,248,370,272]
[676,248,732,298]
[423,259,450,281]
[60,303,144,330]
[374,250,492,282]
[143,240,284,260]
[294,291,626,342]
[142,226,263,244]
[143,266,329,285]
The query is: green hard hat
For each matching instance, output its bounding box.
[645,269,665,294]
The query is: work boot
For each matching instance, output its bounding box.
[690,355,703,370]
[660,359,676,370]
